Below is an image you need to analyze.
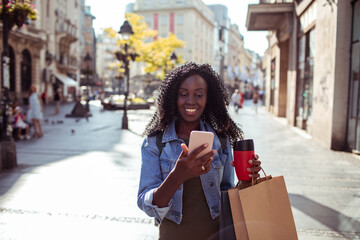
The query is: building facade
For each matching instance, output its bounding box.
[247,0,359,153]
[0,0,47,105]
[42,0,82,102]
[0,0,96,105]
[133,0,215,65]
[96,32,118,93]
[79,3,97,97]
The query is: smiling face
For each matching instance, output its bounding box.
[177,74,207,127]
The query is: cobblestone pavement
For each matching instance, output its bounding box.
[0,100,359,240]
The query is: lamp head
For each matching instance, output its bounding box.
[170,51,177,61]
[84,52,92,62]
[118,20,134,40]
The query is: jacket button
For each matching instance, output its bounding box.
[210,182,214,187]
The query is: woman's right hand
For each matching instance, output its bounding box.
[174,143,216,182]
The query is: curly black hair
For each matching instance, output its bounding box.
[143,62,244,144]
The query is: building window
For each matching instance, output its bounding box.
[145,16,151,28]
[176,13,184,25]
[160,0,169,4]
[144,0,152,6]
[161,15,168,26]
[46,0,50,18]
[347,0,360,152]
[177,33,184,40]
[21,49,32,92]
[176,0,185,3]
[296,27,316,130]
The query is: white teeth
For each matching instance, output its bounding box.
[185,109,196,112]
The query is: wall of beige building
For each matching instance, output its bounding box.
[0,0,94,104]
[312,0,352,150]
[225,24,243,90]
[261,0,353,151]
[0,1,46,103]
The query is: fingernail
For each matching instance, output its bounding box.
[204,143,208,147]
[247,168,250,171]
[248,160,253,164]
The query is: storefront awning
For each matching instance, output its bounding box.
[53,73,79,87]
[246,3,294,31]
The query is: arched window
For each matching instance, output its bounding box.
[21,49,32,92]
[9,46,15,92]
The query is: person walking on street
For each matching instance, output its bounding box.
[41,91,46,105]
[28,85,43,138]
[252,87,260,114]
[231,89,241,113]
[13,106,31,140]
[54,88,62,115]
[137,62,261,239]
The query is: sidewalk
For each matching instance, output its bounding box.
[231,101,360,239]
[0,100,359,239]
[1,101,158,240]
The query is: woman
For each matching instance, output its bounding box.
[137,63,261,239]
[54,88,62,115]
[28,85,43,137]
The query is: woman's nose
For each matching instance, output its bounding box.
[185,95,195,104]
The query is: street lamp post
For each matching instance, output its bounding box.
[116,20,137,130]
[84,53,92,112]
[1,0,16,169]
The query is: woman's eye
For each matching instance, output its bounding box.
[179,93,187,97]
[197,94,204,98]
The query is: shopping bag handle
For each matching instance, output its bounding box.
[236,168,272,189]
[251,168,267,186]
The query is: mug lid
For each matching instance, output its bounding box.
[233,139,254,151]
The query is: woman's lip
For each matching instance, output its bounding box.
[184,108,198,116]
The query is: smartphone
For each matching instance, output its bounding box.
[188,131,214,158]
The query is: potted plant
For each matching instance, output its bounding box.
[0,0,37,29]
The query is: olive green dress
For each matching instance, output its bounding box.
[159,140,219,240]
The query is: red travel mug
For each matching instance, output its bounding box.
[233,139,254,181]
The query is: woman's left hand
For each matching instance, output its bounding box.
[247,154,261,179]
[231,154,262,180]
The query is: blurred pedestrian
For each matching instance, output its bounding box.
[54,88,62,115]
[28,85,43,138]
[231,89,241,113]
[41,91,46,105]
[137,62,262,239]
[253,87,260,114]
[13,106,30,140]
[259,89,264,105]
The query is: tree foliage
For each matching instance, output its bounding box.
[105,13,185,80]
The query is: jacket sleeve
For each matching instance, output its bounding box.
[137,136,171,223]
[220,137,235,190]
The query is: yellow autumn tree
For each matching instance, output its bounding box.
[105,13,185,80]
[142,33,185,79]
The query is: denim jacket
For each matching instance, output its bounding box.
[137,120,235,224]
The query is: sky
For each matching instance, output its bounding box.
[85,0,268,56]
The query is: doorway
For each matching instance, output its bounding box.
[347,0,360,153]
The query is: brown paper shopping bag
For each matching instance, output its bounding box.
[228,175,298,240]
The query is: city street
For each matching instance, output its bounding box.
[0,100,359,240]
